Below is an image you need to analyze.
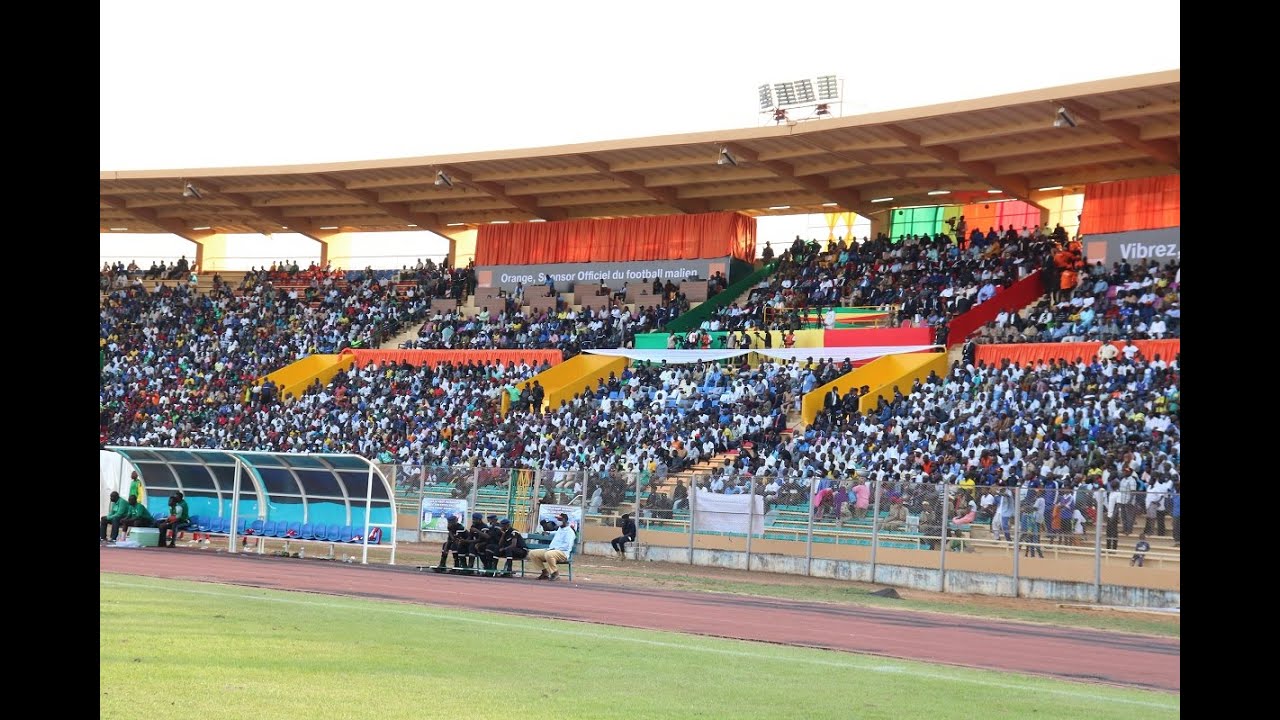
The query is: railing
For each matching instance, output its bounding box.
[393,465,1179,603]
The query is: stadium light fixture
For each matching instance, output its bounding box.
[717,147,738,166]
[434,170,454,188]
[1053,106,1077,128]
[927,190,951,196]
[1037,185,1064,191]
[870,197,894,203]
[182,182,202,200]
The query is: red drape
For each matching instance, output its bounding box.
[947,271,1045,347]
[975,340,1180,366]
[822,327,934,347]
[1080,176,1180,236]
[475,212,756,265]
[341,349,563,369]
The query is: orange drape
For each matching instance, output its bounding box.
[475,212,756,265]
[959,200,1040,235]
[341,348,563,369]
[1080,176,1180,236]
[975,340,1180,366]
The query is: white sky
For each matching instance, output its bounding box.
[100,0,1179,171]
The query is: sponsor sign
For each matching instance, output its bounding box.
[476,258,727,292]
[1084,228,1180,267]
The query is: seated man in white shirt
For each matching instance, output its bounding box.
[526,512,577,581]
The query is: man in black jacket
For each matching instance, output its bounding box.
[432,513,468,573]
[495,518,528,578]
[611,513,638,560]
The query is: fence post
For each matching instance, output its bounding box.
[938,481,947,593]
[745,477,755,573]
[1094,487,1104,604]
[468,467,479,519]
[805,476,815,577]
[1012,485,1020,598]
[688,478,696,565]
[869,477,881,584]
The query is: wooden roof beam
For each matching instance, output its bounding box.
[576,154,709,213]
[100,195,216,243]
[1055,99,1180,169]
[882,125,1035,203]
[437,165,566,221]
[314,175,443,232]
[197,182,335,243]
[722,143,877,216]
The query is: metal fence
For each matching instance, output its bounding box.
[391,464,1179,599]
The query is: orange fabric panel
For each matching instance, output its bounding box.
[974,340,1180,366]
[475,212,756,265]
[340,348,563,369]
[1080,176,1180,235]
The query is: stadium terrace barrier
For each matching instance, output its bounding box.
[974,339,1181,366]
[801,350,948,425]
[662,261,777,334]
[946,270,1044,348]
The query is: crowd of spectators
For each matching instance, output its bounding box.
[695,225,1070,336]
[975,258,1180,344]
[100,262,438,446]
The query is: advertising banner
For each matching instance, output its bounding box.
[536,504,583,532]
[420,498,468,531]
[1083,228,1181,268]
[476,258,727,292]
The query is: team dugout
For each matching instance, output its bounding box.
[103,447,398,562]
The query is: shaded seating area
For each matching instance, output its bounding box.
[102,448,399,564]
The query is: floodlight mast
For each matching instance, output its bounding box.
[757,74,844,126]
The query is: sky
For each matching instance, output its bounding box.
[100,0,1179,171]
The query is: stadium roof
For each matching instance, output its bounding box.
[100,70,1178,243]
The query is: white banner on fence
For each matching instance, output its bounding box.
[421,498,468,531]
[693,490,765,535]
[586,346,939,365]
[537,504,583,532]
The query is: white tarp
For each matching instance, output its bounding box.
[586,346,941,365]
[586,348,748,364]
[692,489,765,535]
[99,450,136,516]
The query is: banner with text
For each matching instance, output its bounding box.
[1083,227,1181,268]
[476,258,728,292]
[537,504,584,532]
[420,498,468,531]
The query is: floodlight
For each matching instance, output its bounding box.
[1053,107,1077,128]
[182,182,202,200]
[793,79,815,105]
[717,147,738,167]
[435,170,454,188]
[815,75,839,101]
[758,84,774,111]
[773,81,797,107]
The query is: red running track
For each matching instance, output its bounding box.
[100,547,1178,692]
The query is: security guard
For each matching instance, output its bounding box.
[432,513,468,573]
[494,518,528,578]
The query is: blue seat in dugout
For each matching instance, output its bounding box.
[262,520,278,537]
[298,522,314,540]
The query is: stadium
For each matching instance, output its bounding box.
[101,56,1179,719]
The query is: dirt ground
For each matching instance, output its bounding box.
[386,542,1179,629]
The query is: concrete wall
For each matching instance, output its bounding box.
[581,541,1179,609]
